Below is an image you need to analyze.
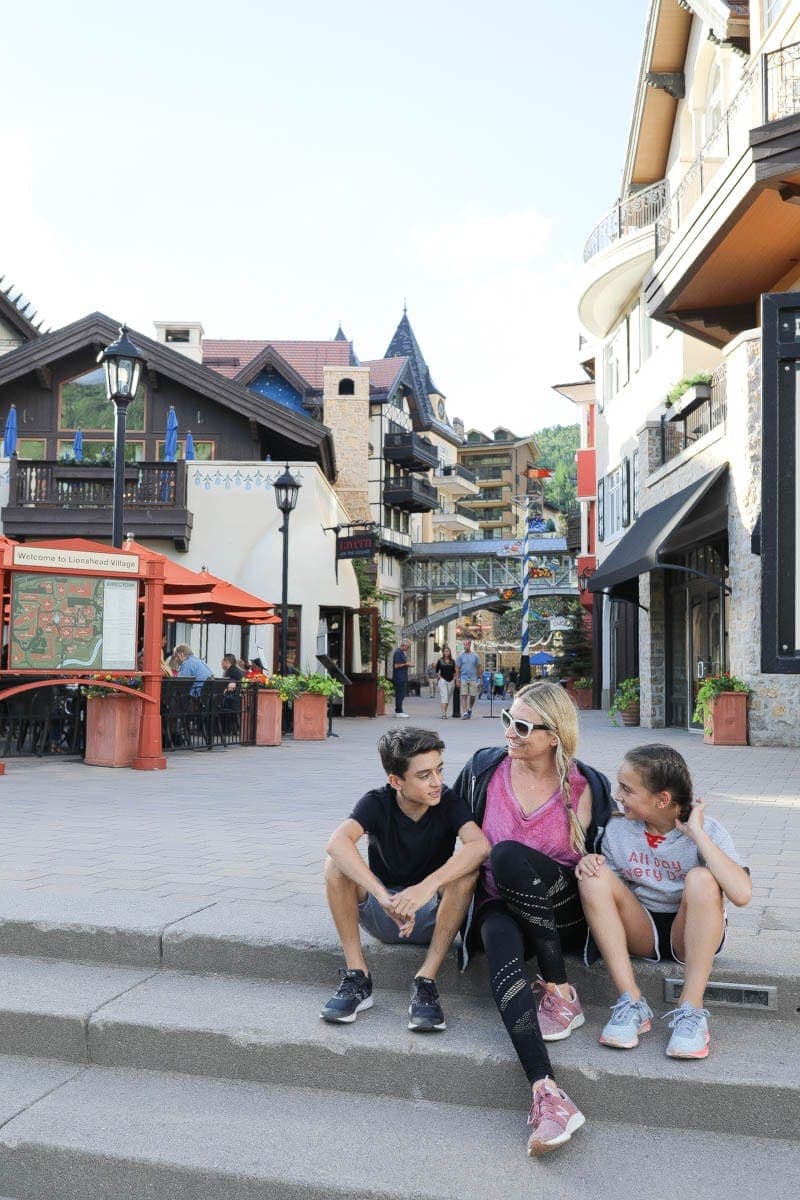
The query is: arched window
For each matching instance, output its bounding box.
[338,377,355,396]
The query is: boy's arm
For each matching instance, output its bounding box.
[326,819,396,910]
[390,821,490,918]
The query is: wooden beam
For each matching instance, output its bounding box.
[35,366,52,389]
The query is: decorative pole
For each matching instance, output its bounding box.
[519,494,532,687]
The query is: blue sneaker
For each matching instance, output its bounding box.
[663,1002,710,1059]
[408,975,446,1031]
[599,992,653,1049]
[320,969,373,1023]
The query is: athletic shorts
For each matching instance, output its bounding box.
[642,907,728,964]
[358,888,440,946]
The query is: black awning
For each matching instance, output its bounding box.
[590,465,728,597]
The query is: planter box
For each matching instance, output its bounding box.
[84,694,142,767]
[620,701,640,727]
[293,692,327,740]
[253,690,282,746]
[376,691,386,716]
[703,691,748,746]
[569,686,593,710]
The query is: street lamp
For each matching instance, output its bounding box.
[273,463,302,674]
[98,326,146,548]
[578,565,595,594]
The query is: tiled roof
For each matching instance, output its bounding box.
[385,312,441,398]
[203,340,353,387]
[363,356,407,392]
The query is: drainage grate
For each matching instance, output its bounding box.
[664,978,777,1011]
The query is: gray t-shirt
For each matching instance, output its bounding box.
[456,651,480,681]
[601,814,747,913]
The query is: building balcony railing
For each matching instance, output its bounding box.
[659,364,727,466]
[656,41,800,255]
[383,431,439,472]
[435,462,480,495]
[438,462,477,486]
[2,459,193,549]
[383,475,439,512]
[583,179,670,264]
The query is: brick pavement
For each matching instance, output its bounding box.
[2,695,799,940]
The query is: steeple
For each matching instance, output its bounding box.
[384,309,441,399]
[333,322,359,366]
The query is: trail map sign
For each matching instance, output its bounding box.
[9,573,138,671]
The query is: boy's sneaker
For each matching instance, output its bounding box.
[462,709,472,720]
[599,992,653,1049]
[664,1002,710,1059]
[320,969,373,1024]
[408,975,446,1031]
[526,1079,585,1156]
[533,977,585,1042]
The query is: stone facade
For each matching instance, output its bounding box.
[321,366,372,524]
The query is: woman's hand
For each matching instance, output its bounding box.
[575,853,605,880]
[676,796,706,841]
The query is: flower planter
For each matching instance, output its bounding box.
[376,691,386,716]
[293,692,328,740]
[253,689,282,746]
[620,701,640,727]
[569,686,593,711]
[84,694,142,767]
[703,692,748,746]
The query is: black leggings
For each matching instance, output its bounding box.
[478,841,586,1085]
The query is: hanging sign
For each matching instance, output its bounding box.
[548,616,573,632]
[336,532,377,559]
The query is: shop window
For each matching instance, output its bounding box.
[59,367,145,432]
[156,439,214,460]
[57,439,145,463]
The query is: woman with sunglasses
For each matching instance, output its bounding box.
[452,681,613,1157]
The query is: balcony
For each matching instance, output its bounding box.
[2,459,194,550]
[578,179,668,338]
[431,503,481,535]
[647,42,800,345]
[434,462,480,496]
[378,524,412,553]
[383,431,439,473]
[658,364,727,468]
[383,475,438,512]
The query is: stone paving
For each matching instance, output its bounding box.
[2,695,799,940]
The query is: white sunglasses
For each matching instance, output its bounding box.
[500,709,551,739]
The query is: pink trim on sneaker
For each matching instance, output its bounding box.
[527,1079,585,1157]
[533,977,585,1042]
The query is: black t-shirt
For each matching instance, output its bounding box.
[436,659,456,682]
[350,784,472,888]
[225,665,244,682]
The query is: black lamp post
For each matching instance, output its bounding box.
[98,326,146,548]
[273,463,302,674]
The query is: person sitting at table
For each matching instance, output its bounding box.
[173,644,213,697]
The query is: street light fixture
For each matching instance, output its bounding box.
[273,463,302,674]
[98,325,146,548]
[578,565,596,594]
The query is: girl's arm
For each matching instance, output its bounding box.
[678,799,752,907]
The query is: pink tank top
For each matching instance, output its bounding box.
[481,757,586,899]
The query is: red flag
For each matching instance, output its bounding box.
[522,467,552,479]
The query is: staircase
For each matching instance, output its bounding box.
[0,893,796,1198]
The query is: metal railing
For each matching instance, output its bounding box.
[402,556,577,594]
[9,460,185,509]
[0,680,86,757]
[383,431,439,469]
[656,42,800,255]
[660,364,727,465]
[161,678,256,751]
[383,476,438,507]
[583,179,670,263]
[436,462,478,486]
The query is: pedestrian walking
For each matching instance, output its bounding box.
[576,744,751,1059]
[455,637,481,720]
[451,681,613,1156]
[435,646,456,718]
[426,661,438,699]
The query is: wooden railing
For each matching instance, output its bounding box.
[9,460,187,509]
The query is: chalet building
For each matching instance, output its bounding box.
[579,0,800,744]
[194,311,475,657]
[0,308,359,684]
[456,427,548,541]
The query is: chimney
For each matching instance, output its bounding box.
[153,321,204,363]
[452,416,465,442]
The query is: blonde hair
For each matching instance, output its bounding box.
[514,681,586,854]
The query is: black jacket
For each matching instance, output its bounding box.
[451,746,614,970]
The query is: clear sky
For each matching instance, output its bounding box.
[0,1,647,432]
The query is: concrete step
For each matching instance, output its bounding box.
[0,891,795,1019]
[0,1060,797,1200]
[0,955,796,1139]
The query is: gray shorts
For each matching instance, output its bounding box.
[358,889,440,946]
[460,680,478,698]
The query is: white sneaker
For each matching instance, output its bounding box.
[394,712,409,718]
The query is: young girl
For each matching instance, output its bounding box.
[576,744,751,1059]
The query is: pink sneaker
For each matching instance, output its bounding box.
[527,1079,585,1156]
[533,977,585,1042]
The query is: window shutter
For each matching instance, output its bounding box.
[622,459,631,527]
[597,477,605,541]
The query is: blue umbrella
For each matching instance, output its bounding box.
[73,429,83,462]
[164,407,179,462]
[184,430,195,461]
[3,405,18,456]
[529,651,555,665]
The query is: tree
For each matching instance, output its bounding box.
[551,605,593,681]
[534,424,579,512]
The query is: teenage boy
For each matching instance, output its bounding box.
[322,727,489,1031]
